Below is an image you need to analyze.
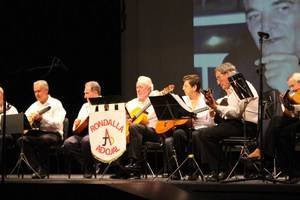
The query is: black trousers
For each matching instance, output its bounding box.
[17,130,61,172]
[63,133,95,173]
[194,119,257,172]
[127,124,159,162]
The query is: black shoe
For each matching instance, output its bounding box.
[187,174,199,181]
[110,170,130,179]
[125,162,141,171]
[83,164,95,178]
[218,171,228,180]
[206,171,227,182]
[206,171,218,182]
[32,169,47,179]
[128,171,141,179]
[169,174,181,180]
[83,172,93,179]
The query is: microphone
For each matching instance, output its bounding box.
[257,31,270,39]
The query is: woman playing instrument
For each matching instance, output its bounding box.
[169,74,215,180]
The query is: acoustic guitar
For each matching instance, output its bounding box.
[24,105,51,132]
[73,116,89,134]
[155,106,209,134]
[125,84,175,140]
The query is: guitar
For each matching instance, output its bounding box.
[25,106,51,131]
[155,106,209,134]
[126,84,175,140]
[73,116,89,134]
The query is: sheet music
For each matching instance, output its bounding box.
[170,93,192,112]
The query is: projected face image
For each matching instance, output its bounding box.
[243,0,300,92]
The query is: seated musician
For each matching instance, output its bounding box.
[111,76,161,179]
[248,72,300,183]
[0,86,18,167]
[169,74,215,180]
[194,62,258,181]
[63,81,101,178]
[17,80,66,179]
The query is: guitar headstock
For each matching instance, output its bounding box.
[160,84,175,95]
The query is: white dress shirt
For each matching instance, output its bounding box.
[215,81,258,124]
[25,95,66,136]
[182,94,215,129]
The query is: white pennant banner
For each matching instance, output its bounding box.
[89,103,126,163]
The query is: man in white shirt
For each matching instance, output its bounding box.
[195,62,258,181]
[63,81,101,178]
[18,80,66,179]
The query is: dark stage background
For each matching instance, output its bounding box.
[1,0,121,124]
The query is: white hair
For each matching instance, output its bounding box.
[34,80,49,90]
[137,76,154,91]
[289,72,300,82]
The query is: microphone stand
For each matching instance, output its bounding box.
[257,34,265,181]
[256,33,280,183]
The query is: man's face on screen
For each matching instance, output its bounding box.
[244,0,300,57]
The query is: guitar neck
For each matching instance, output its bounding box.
[37,106,51,115]
[131,102,151,120]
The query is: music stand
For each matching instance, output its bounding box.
[149,94,206,181]
[8,113,40,178]
[221,73,260,181]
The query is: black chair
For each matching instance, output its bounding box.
[218,135,258,181]
[219,90,283,181]
[141,141,165,178]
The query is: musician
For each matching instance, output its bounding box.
[112,76,160,179]
[63,81,101,178]
[194,62,258,181]
[0,86,18,167]
[169,74,215,180]
[17,80,66,179]
[248,72,300,183]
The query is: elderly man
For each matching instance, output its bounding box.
[18,80,66,178]
[194,62,258,181]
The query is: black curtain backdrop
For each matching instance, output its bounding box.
[1,0,121,126]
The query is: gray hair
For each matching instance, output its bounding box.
[34,80,49,91]
[85,81,101,95]
[215,62,237,77]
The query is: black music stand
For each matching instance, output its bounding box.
[149,94,206,181]
[8,113,40,178]
[221,73,259,181]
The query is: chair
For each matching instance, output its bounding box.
[218,135,258,181]
[47,117,69,178]
[219,90,282,181]
[141,141,165,178]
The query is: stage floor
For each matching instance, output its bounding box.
[2,174,300,200]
